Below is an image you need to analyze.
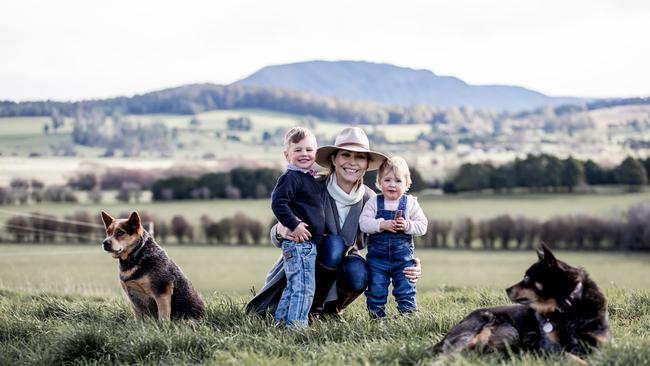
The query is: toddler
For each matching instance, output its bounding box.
[271,126,324,327]
[359,157,427,319]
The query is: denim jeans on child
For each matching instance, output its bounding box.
[365,195,417,318]
[275,240,317,327]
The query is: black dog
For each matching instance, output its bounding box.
[101,211,204,320]
[434,245,611,361]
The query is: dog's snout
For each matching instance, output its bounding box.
[102,239,112,251]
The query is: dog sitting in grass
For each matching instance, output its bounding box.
[434,245,611,363]
[101,211,204,320]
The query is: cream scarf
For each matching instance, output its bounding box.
[326,174,365,228]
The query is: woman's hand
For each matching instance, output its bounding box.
[403,257,421,283]
[277,223,299,242]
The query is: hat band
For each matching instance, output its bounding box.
[335,142,369,151]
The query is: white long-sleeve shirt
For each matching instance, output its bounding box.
[359,194,428,236]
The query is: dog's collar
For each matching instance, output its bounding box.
[554,281,583,314]
[563,281,583,309]
[128,233,149,261]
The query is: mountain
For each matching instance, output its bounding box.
[234,60,582,111]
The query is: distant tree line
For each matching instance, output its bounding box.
[151,167,283,201]
[1,210,273,246]
[5,203,650,250]
[444,155,650,193]
[2,84,649,126]
[0,179,78,205]
[0,84,493,125]
[417,202,650,251]
[515,97,650,118]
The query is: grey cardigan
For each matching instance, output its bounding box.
[246,181,375,316]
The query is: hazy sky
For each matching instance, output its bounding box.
[1,0,649,101]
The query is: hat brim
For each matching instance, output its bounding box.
[315,145,388,171]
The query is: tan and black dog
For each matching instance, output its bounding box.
[101,211,204,320]
[434,245,611,362]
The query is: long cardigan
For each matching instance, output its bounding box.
[246,179,375,316]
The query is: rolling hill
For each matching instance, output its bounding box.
[235,60,583,111]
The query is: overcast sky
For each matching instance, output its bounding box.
[1,0,649,101]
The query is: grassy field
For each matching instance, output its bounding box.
[2,191,649,242]
[1,245,649,296]
[1,246,649,365]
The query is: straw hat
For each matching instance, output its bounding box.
[316,127,388,171]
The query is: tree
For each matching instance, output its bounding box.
[227,116,252,131]
[514,156,546,191]
[452,163,492,192]
[171,215,193,244]
[67,173,98,190]
[50,109,64,133]
[151,176,196,201]
[613,157,648,191]
[642,158,650,182]
[489,164,517,193]
[253,168,282,198]
[7,216,29,242]
[230,168,257,198]
[584,160,609,185]
[543,155,563,191]
[197,172,230,198]
[561,156,585,192]
[408,168,427,193]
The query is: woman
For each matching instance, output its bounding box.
[246,127,422,319]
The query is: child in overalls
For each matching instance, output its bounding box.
[359,157,428,319]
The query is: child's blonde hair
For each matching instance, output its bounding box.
[376,157,412,191]
[283,126,316,150]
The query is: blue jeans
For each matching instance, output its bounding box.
[365,238,417,318]
[275,240,317,327]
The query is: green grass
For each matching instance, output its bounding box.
[1,245,649,296]
[1,246,649,364]
[0,287,648,365]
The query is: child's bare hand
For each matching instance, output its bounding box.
[290,222,311,243]
[394,217,407,231]
[380,220,397,233]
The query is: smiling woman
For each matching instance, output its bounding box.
[247,127,423,321]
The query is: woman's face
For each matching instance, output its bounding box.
[331,150,369,187]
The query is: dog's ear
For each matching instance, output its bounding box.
[539,243,557,267]
[127,211,141,232]
[101,211,114,229]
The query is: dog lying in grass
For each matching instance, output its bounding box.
[101,211,204,320]
[434,245,611,363]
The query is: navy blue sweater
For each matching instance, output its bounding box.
[271,170,325,244]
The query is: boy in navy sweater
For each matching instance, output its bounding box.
[271,127,324,328]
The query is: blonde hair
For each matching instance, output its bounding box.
[376,157,412,191]
[283,126,316,149]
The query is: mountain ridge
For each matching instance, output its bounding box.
[234,60,582,111]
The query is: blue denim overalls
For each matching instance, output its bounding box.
[365,194,417,318]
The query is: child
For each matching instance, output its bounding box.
[271,126,324,328]
[359,157,428,319]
